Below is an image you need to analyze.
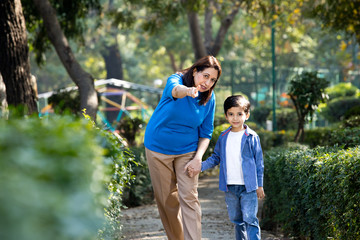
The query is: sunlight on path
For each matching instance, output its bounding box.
[121,175,284,239]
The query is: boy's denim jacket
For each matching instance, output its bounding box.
[201,124,264,193]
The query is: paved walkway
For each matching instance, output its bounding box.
[121,175,285,239]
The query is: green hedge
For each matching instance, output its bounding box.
[122,146,154,207]
[303,126,360,148]
[320,97,360,123]
[325,82,359,100]
[0,115,133,240]
[263,145,360,239]
[267,108,298,131]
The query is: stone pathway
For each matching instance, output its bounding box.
[121,175,285,239]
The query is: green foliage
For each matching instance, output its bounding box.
[257,129,294,151]
[303,126,360,149]
[0,115,104,240]
[268,108,298,131]
[0,113,135,240]
[245,121,262,132]
[320,97,360,123]
[213,111,228,126]
[301,127,332,148]
[263,145,360,239]
[94,127,134,239]
[344,105,360,120]
[288,71,329,120]
[204,123,230,160]
[23,0,102,64]
[48,89,81,116]
[288,71,329,141]
[325,82,359,101]
[116,116,144,147]
[129,0,187,34]
[342,115,360,128]
[251,106,271,128]
[122,146,153,207]
[310,0,360,44]
[328,127,360,149]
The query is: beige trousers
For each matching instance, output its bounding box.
[145,148,202,240]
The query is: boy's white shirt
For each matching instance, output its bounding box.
[226,129,245,185]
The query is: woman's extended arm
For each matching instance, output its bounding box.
[184,137,210,177]
[172,85,200,98]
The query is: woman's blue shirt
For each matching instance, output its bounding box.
[144,73,215,155]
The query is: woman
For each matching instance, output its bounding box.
[144,55,222,240]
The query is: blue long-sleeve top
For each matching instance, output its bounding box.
[144,73,216,155]
[201,125,264,192]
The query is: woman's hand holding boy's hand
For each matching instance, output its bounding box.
[184,157,201,178]
[256,187,265,199]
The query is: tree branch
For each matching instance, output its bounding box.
[204,0,214,52]
[32,0,98,119]
[211,0,243,56]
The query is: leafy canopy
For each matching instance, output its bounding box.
[288,71,329,121]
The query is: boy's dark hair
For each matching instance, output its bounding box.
[224,95,250,114]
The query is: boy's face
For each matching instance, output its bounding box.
[225,106,250,132]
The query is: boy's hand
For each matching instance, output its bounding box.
[184,157,201,177]
[257,187,265,199]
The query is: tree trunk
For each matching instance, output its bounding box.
[185,0,243,59]
[32,0,98,120]
[0,0,38,115]
[186,11,207,60]
[168,52,178,72]
[101,43,124,80]
[210,1,242,56]
[101,0,123,80]
[204,0,214,52]
[294,119,305,142]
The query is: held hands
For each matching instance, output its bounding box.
[184,157,201,178]
[186,85,201,98]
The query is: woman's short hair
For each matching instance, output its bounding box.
[180,55,222,105]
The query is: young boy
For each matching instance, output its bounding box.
[199,95,265,240]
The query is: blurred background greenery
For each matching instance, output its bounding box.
[1,0,360,239]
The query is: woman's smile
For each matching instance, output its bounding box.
[194,67,218,92]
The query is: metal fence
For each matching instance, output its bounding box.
[217,60,360,109]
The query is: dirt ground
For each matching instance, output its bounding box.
[121,175,286,240]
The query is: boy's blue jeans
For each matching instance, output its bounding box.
[225,185,261,240]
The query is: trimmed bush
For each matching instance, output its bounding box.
[263,145,360,239]
[204,123,230,160]
[122,146,154,207]
[251,106,271,128]
[342,115,360,128]
[268,108,298,131]
[344,105,360,120]
[0,115,133,240]
[257,129,294,151]
[325,82,359,100]
[303,126,360,148]
[320,97,360,123]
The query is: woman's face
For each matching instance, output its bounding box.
[193,67,218,92]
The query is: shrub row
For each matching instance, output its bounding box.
[122,146,153,207]
[303,126,360,148]
[0,115,133,240]
[263,145,360,239]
